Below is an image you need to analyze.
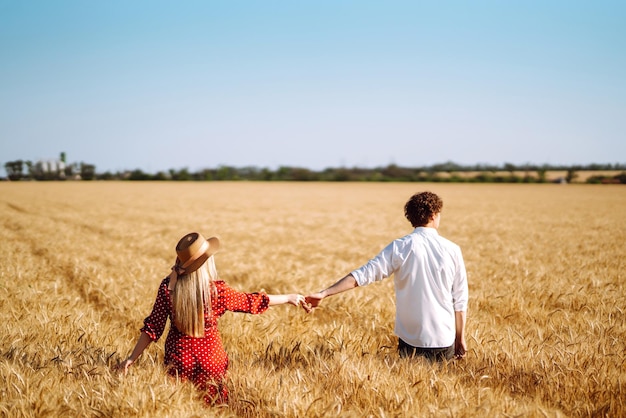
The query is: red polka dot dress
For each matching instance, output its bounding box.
[141,277,270,404]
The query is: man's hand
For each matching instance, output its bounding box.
[303,275,357,313]
[304,292,325,311]
[454,337,467,359]
[454,311,467,359]
[290,294,313,313]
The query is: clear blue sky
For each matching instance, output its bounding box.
[1,0,625,175]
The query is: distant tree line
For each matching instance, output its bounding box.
[96,161,626,184]
[3,157,626,184]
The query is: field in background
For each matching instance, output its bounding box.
[1,182,624,417]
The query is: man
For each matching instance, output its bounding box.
[305,191,468,361]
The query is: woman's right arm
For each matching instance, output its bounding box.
[267,294,305,307]
[119,332,152,373]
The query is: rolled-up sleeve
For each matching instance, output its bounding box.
[351,241,400,286]
[452,248,468,312]
[140,279,170,342]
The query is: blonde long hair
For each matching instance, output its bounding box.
[172,256,218,337]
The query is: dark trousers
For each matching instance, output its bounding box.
[398,338,454,362]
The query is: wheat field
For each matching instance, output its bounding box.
[1,182,624,417]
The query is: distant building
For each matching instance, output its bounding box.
[33,159,66,180]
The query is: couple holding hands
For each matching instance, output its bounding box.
[118,191,468,405]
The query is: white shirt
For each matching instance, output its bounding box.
[351,227,468,348]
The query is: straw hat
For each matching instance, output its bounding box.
[173,232,220,275]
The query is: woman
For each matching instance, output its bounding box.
[119,232,305,404]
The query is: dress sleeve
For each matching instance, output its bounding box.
[140,278,171,341]
[214,280,270,315]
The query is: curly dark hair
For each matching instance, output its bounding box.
[404,191,443,227]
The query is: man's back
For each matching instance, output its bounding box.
[305,191,468,359]
[351,227,468,348]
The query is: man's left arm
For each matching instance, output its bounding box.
[454,310,467,358]
[452,246,469,359]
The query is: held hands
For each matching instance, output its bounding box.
[287,294,306,307]
[303,275,354,312]
[280,294,313,313]
[304,292,324,311]
[276,293,323,313]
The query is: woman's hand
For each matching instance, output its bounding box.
[268,293,309,311]
[288,294,306,307]
[115,358,134,375]
[288,294,315,313]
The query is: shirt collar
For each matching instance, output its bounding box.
[414,226,439,235]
